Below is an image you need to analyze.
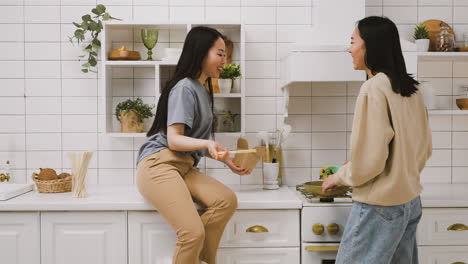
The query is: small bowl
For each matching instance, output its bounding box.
[456,98,468,110]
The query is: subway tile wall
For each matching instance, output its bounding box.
[0,0,467,186]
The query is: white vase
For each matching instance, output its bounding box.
[416,39,430,52]
[218,79,232,94]
[231,78,241,93]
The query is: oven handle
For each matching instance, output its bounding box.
[305,246,340,252]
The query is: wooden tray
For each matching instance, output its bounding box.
[421,19,455,51]
[108,50,141,60]
[456,46,468,52]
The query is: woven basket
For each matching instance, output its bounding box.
[32,173,72,193]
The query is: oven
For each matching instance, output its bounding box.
[297,189,352,264]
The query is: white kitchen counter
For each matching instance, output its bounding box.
[421,183,468,207]
[0,184,302,211]
[1,183,467,211]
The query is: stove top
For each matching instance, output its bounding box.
[294,187,353,206]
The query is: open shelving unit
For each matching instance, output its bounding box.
[101,22,245,138]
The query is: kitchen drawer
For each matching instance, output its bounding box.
[417,209,468,246]
[217,247,300,263]
[220,209,300,248]
[419,246,468,264]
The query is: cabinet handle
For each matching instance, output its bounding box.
[305,246,339,252]
[245,225,269,233]
[447,224,468,231]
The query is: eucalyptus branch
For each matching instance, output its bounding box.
[69,4,121,73]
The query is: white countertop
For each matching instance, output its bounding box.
[421,183,468,207]
[1,183,467,211]
[0,184,302,211]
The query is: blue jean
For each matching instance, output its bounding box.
[336,196,422,264]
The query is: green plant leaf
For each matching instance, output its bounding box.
[73,22,81,28]
[89,56,97,67]
[82,62,91,67]
[88,21,99,31]
[103,13,111,20]
[92,38,101,46]
[81,69,89,73]
[74,29,84,41]
[82,14,91,21]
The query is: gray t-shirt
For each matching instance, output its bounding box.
[136,78,213,166]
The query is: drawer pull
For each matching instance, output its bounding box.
[450,262,466,264]
[447,224,468,231]
[305,246,339,252]
[245,225,269,233]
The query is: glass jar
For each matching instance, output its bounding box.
[435,26,455,52]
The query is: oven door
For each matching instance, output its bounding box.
[302,243,340,264]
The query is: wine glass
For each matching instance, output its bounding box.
[141,29,158,60]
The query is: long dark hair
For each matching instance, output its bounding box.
[357,16,419,97]
[147,26,224,137]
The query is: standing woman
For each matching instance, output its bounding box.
[322,16,432,264]
[136,26,250,264]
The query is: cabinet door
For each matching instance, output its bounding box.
[220,210,300,248]
[128,212,176,264]
[419,246,468,264]
[217,248,300,264]
[0,212,40,264]
[418,208,468,246]
[41,212,127,264]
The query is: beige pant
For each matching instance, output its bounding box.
[136,149,238,264]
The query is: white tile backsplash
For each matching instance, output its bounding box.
[0,6,23,23]
[1,1,466,185]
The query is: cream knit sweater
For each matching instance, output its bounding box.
[332,73,432,206]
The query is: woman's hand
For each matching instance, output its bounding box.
[224,158,251,176]
[206,140,229,162]
[322,174,337,193]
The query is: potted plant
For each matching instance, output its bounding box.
[414,23,430,52]
[115,98,154,133]
[219,63,242,94]
[69,4,120,73]
[219,110,239,132]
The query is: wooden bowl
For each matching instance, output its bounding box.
[456,98,468,110]
[108,50,141,60]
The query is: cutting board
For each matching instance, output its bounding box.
[421,19,455,51]
[0,183,34,201]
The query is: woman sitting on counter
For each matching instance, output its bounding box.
[136,26,251,264]
[322,16,433,264]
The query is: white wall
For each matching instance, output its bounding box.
[0,0,467,186]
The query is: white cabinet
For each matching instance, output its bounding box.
[217,248,300,263]
[41,211,127,264]
[0,212,40,264]
[128,212,176,264]
[220,209,300,248]
[128,210,301,263]
[418,208,468,263]
[419,246,468,264]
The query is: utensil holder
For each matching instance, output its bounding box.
[263,162,279,190]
